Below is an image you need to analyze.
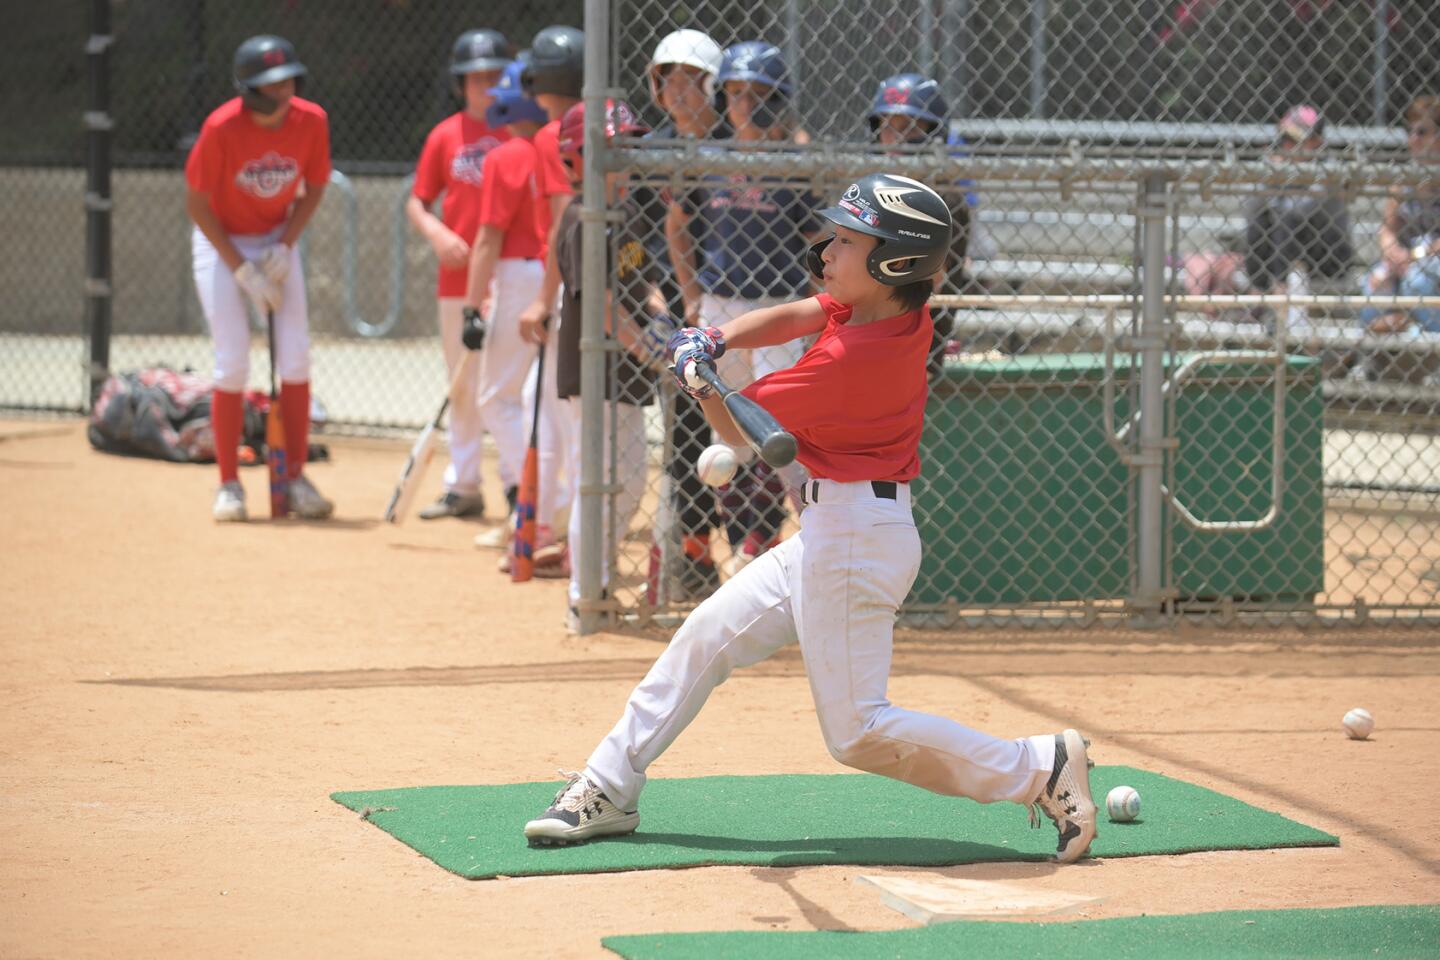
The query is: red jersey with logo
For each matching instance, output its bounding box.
[412,112,511,297]
[533,120,575,201]
[743,294,931,482]
[477,136,546,261]
[184,97,331,236]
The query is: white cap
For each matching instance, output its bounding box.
[648,29,722,102]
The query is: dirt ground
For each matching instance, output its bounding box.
[2,419,1437,959]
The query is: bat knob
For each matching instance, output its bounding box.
[760,432,798,469]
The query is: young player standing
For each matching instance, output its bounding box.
[186,35,333,522]
[552,99,668,625]
[523,173,1099,867]
[461,58,552,564]
[405,29,513,521]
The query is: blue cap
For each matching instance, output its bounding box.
[717,41,791,96]
[485,58,548,127]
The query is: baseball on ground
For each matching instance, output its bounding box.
[1106,784,1141,822]
[696,444,739,487]
[1342,707,1374,740]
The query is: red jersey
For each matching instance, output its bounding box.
[533,120,575,201]
[477,136,546,260]
[185,97,331,236]
[412,112,511,297]
[743,294,931,482]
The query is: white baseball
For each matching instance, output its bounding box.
[696,444,738,487]
[1343,707,1374,740]
[1106,785,1141,822]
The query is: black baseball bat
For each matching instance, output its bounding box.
[692,363,797,468]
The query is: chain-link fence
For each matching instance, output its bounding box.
[572,0,1440,632]
[3,1,1437,627]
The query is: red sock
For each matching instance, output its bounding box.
[280,380,310,480]
[683,534,711,561]
[212,388,243,484]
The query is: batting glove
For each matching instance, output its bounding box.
[665,325,727,363]
[234,260,283,314]
[671,346,716,400]
[461,306,486,351]
[258,243,291,288]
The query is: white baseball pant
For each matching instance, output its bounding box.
[522,307,573,532]
[585,478,1055,812]
[437,298,486,497]
[191,227,309,391]
[476,258,544,492]
[565,396,648,606]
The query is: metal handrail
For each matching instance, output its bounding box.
[1103,307,1289,532]
[320,170,413,338]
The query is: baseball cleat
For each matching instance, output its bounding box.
[1028,728,1098,864]
[212,481,248,522]
[287,474,334,519]
[418,491,485,520]
[475,516,514,550]
[524,771,639,846]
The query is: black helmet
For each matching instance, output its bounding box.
[233,35,306,114]
[521,25,583,98]
[451,29,512,75]
[808,173,952,286]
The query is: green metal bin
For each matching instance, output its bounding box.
[910,352,1325,607]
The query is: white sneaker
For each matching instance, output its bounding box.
[212,481,247,523]
[1028,729,1098,864]
[287,474,334,520]
[523,771,639,846]
[474,515,514,549]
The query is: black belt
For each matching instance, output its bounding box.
[802,480,898,505]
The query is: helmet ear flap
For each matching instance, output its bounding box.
[806,236,834,281]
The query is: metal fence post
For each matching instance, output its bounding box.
[84,0,114,408]
[1134,171,1170,621]
[1372,0,1390,126]
[577,0,611,636]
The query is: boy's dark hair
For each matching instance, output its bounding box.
[890,276,934,313]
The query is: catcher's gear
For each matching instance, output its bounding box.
[233,35,307,115]
[556,98,648,155]
[716,41,790,129]
[521,25,584,98]
[867,73,948,141]
[809,173,952,286]
[485,57,548,128]
[648,29,723,103]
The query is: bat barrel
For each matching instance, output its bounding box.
[759,432,797,468]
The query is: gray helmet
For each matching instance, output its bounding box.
[451,29,512,75]
[233,35,307,114]
[808,173,952,286]
[521,25,583,98]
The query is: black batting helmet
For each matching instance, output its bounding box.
[808,173,952,286]
[233,35,306,115]
[521,25,583,98]
[451,29,512,75]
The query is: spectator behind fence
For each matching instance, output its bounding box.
[1243,105,1354,331]
[1360,94,1440,336]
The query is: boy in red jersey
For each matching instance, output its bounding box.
[523,174,1098,866]
[405,29,513,521]
[185,35,332,522]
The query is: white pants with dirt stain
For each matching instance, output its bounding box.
[585,479,1055,812]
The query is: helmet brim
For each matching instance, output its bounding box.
[817,204,886,239]
[452,57,510,75]
[243,62,307,88]
[867,104,945,127]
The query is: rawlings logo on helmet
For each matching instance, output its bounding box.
[842,183,861,202]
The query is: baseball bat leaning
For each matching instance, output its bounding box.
[265,309,289,518]
[383,352,476,524]
[511,342,545,583]
[692,363,797,468]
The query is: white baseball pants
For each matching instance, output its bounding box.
[565,396,648,606]
[437,298,486,497]
[192,227,309,391]
[522,315,573,531]
[476,258,544,492]
[586,478,1055,812]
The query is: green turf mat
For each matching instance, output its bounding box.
[332,766,1336,880]
[601,906,1440,959]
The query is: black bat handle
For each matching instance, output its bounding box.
[692,363,798,468]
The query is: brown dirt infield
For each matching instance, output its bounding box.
[2,419,1437,958]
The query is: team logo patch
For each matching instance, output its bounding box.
[235,151,300,199]
[451,136,500,186]
[883,86,910,105]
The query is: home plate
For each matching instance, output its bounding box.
[856,874,1103,924]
